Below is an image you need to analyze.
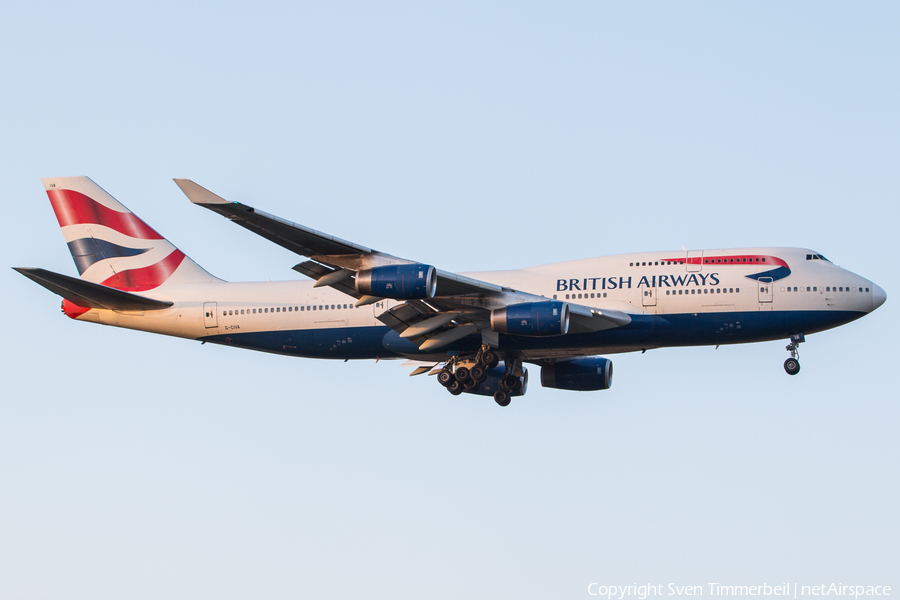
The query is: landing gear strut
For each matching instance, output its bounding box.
[784,333,804,376]
[493,358,523,407]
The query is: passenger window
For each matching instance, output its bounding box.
[813,287,817,292]
[735,288,739,293]
[603,293,607,298]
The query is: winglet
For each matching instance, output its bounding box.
[173,179,230,205]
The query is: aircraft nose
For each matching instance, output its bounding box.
[872,284,887,310]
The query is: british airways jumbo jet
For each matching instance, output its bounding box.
[16,177,887,407]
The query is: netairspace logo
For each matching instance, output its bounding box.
[587,584,892,599]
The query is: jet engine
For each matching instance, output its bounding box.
[490,301,569,336]
[356,264,437,300]
[540,357,613,391]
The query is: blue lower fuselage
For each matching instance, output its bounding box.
[205,309,866,360]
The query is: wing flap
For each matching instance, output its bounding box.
[291,261,360,298]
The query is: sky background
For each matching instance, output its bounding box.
[1,2,898,599]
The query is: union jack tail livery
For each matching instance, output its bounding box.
[43,176,217,290]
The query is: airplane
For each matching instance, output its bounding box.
[15,177,887,407]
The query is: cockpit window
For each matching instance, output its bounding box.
[807,252,831,262]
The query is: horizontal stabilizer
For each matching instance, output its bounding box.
[14,267,173,311]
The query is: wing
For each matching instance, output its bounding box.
[174,179,631,353]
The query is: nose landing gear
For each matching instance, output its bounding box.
[784,333,804,375]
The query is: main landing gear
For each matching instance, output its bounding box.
[784,333,804,376]
[437,346,513,406]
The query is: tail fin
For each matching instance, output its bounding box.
[43,177,218,291]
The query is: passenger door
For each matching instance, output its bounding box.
[203,302,218,328]
[757,278,773,309]
[686,250,703,272]
[642,283,658,307]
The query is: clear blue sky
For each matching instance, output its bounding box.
[1,2,897,598]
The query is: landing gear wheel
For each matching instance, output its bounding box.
[482,351,499,369]
[437,370,454,387]
[447,380,464,395]
[463,379,482,393]
[784,335,803,376]
[784,358,800,376]
[455,367,471,384]
[470,365,487,383]
[501,373,521,392]
[494,389,511,407]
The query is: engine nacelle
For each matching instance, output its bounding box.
[464,364,528,397]
[540,357,613,391]
[356,264,437,300]
[490,301,569,336]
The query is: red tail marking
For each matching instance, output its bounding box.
[47,189,164,240]
[100,250,186,292]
